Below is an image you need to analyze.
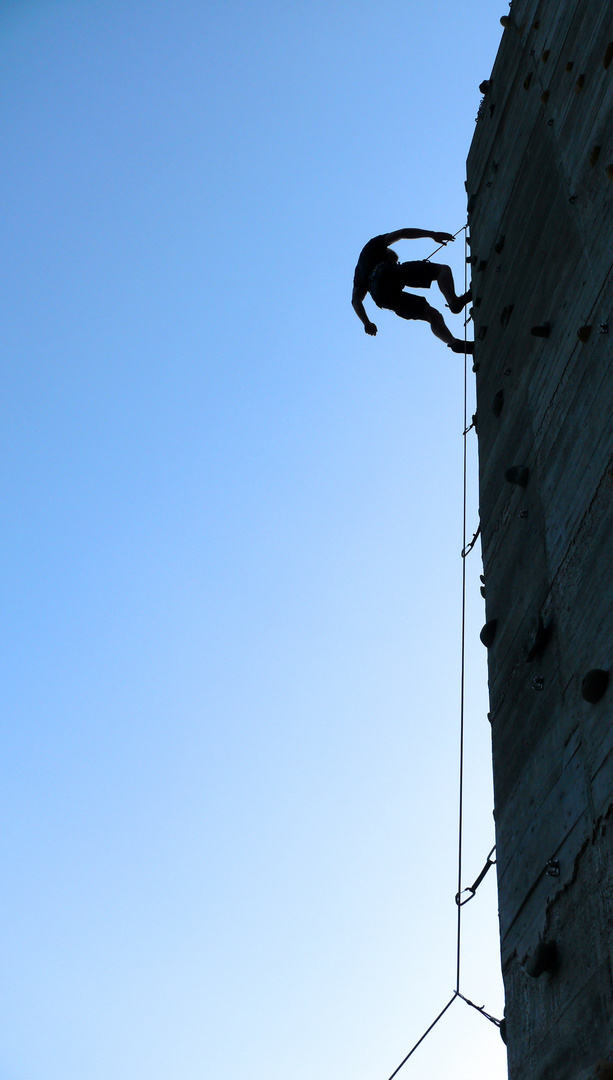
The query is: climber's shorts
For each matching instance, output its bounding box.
[368,260,439,320]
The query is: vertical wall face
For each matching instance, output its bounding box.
[467,1,613,1077]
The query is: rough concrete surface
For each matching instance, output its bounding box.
[467,0,613,1076]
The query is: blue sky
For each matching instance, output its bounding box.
[1,3,506,1078]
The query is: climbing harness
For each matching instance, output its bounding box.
[382,225,500,1080]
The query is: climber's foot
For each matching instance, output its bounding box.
[449,338,474,354]
[449,289,472,314]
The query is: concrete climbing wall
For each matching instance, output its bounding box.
[466,1,613,1077]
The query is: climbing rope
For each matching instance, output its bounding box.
[425,224,468,262]
[382,225,500,1080]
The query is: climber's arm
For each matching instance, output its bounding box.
[352,286,377,336]
[384,228,455,245]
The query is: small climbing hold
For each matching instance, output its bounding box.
[541,90,550,104]
[492,389,504,417]
[518,508,528,518]
[503,366,512,376]
[599,323,609,334]
[581,669,609,704]
[467,194,478,213]
[604,42,613,69]
[494,235,505,253]
[489,104,496,118]
[500,15,511,27]
[565,60,574,72]
[523,73,532,90]
[569,194,577,204]
[477,259,488,272]
[532,19,540,29]
[547,117,554,126]
[541,49,550,62]
[531,675,544,691]
[606,165,613,180]
[500,304,514,328]
[545,859,560,877]
[474,297,482,307]
[480,620,497,648]
[531,322,551,337]
[466,254,477,264]
[478,325,488,340]
[526,615,551,663]
[525,940,557,978]
[577,324,592,342]
[479,79,491,94]
[480,585,486,598]
[590,146,601,167]
[574,74,585,92]
[499,1018,507,1045]
[505,465,529,487]
[472,360,480,373]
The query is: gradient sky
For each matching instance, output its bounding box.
[1,3,507,1079]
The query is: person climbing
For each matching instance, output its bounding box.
[352,228,473,353]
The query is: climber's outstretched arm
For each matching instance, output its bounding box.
[352,286,377,335]
[384,228,455,246]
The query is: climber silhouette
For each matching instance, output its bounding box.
[352,228,473,353]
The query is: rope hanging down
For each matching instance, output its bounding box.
[382,225,499,1080]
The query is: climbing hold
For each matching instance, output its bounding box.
[494,235,505,253]
[466,254,477,264]
[565,60,574,72]
[545,859,560,877]
[526,615,551,663]
[577,324,592,342]
[531,322,551,337]
[523,73,532,90]
[532,19,541,29]
[518,508,528,518]
[574,74,585,92]
[479,79,491,94]
[599,323,609,334]
[503,367,512,376]
[505,465,529,487]
[590,146,601,167]
[472,360,480,373]
[525,940,557,978]
[499,1018,507,1045]
[581,669,609,704]
[480,585,486,598]
[541,49,550,62]
[478,325,488,340]
[492,389,504,417]
[480,620,497,648]
[474,296,482,307]
[467,194,478,213]
[477,259,488,272]
[604,43,613,69]
[606,165,613,180]
[541,90,550,104]
[547,117,555,126]
[569,194,577,204]
[489,104,496,118]
[531,675,544,691]
[500,304,514,328]
[500,15,511,27]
